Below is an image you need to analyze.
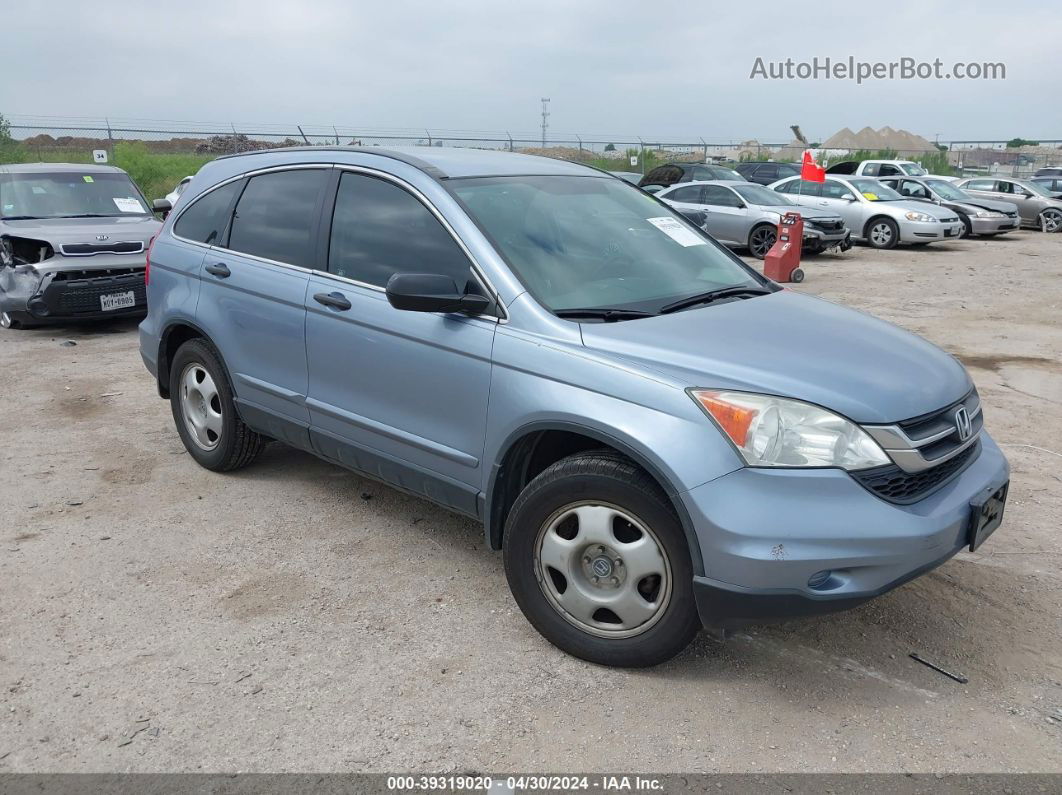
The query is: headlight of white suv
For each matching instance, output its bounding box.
[689,390,890,470]
[904,211,935,222]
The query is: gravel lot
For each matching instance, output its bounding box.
[1,230,1060,774]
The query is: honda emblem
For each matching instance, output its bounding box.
[954,406,972,441]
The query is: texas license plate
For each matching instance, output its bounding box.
[100,291,136,311]
[968,481,1008,551]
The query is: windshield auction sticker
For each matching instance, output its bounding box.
[646,217,707,247]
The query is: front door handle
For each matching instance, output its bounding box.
[313,291,352,311]
[205,262,230,278]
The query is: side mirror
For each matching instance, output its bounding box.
[843,195,857,201]
[385,273,490,315]
[152,198,172,219]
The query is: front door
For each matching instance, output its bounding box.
[304,170,498,517]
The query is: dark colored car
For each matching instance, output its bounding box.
[1030,176,1062,198]
[639,163,745,190]
[734,161,802,186]
[1032,167,1062,178]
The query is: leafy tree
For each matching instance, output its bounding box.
[604,142,616,151]
[0,112,11,143]
[1006,138,1039,148]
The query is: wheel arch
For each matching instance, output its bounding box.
[862,213,897,239]
[485,421,705,577]
[157,320,226,399]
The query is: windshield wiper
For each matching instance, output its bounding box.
[0,215,40,221]
[554,308,657,322]
[658,286,772,315]
[55,213,122,218]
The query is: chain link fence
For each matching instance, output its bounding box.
[3,118,1060,198]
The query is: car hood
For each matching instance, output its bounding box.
[756,204,843,221]
[580,290,971,424]
[1,215,161,245]
[876,200,959,219]
[947,196,1017,214]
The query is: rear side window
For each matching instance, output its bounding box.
[964,179,995,191]
[328,172,473,289]
[227,169,328,265]
[174,180,242,245]
[755,164,778,179]
[777,164,800,178]
[667,186,702,202]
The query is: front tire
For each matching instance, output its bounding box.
[1039,208,1062,233]
[503,451,700,667]
[169,338,264,472]
[748,224,777,259]
[865,217,899,249]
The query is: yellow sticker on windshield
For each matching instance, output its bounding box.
[861,192,878,200]
[83,176,94,183]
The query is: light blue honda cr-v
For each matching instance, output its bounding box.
[140,147,1009,667]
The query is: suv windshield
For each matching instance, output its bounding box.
[733,184,793,206]
[449,175,764,315]
[0,171,149,219]
[849,179,903,201]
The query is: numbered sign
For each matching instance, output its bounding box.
[93,149,108,163]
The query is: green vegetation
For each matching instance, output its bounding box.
[586,147,669,174]
[0,128,213,201]
[1006,138,1039,148]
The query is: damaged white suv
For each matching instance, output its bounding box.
[0,163,160,329]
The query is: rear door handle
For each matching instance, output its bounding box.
[313,291,352,311]
[205,262,230,278]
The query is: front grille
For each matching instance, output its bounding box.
[51,267,144,282]
[60,241,144,256]
[853,440,980,504]
[805,218,844,232]
[940,216,959,223]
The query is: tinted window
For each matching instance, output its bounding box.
[174,180,243,245]
[701,185,742,207]
[777,164,800,177]
[643,166,682,185]
[777,179,822,197]
[691,167,713,181]
[755,164,778,179]
[228,169,328,265]
[667,186,703,202]
[328,172,473,289]
[877,164,902,176]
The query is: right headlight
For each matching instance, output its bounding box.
[689,390,890,470]
[904,211,934,222]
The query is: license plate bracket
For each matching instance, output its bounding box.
[100,290,136,312]
[967,481,1008,551]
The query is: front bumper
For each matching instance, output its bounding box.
[969,216,1019,234]
[682,432,1009,629]
[900,219,965,242]
[802,227,850,249]
[3,267,146,325]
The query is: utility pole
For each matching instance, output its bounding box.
[540,98,550,148]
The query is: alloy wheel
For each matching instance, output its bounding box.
[1040,209,1062,233]
[749,226,776,258]
[534,501,672,639]
[179,362,223,451]
[870,222,894,246]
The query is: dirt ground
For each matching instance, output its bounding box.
[1,230,1060,774]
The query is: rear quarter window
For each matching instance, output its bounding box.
[173,180,243,245]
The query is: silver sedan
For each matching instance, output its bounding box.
[657,180,851,258]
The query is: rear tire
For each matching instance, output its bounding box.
[169,338,264,472]
[0,312,21,330]
[503,451,700,667]
[865,217,899,249]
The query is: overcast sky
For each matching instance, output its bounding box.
[4,0,1060,144]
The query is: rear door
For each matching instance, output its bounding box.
[196,167,330,446]
[303,169,498,516]
[818,180,864,230]
[993,180,1039,223]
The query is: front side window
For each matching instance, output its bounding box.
[227,169,328,266]
[174,180,242,245]
[848,179,902,201]
[0,171,149,220]
[821,181,855,200]
[777,179,822,197]
[328,172,474,289]
[449,175,763,314]
[964,179,996,191]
